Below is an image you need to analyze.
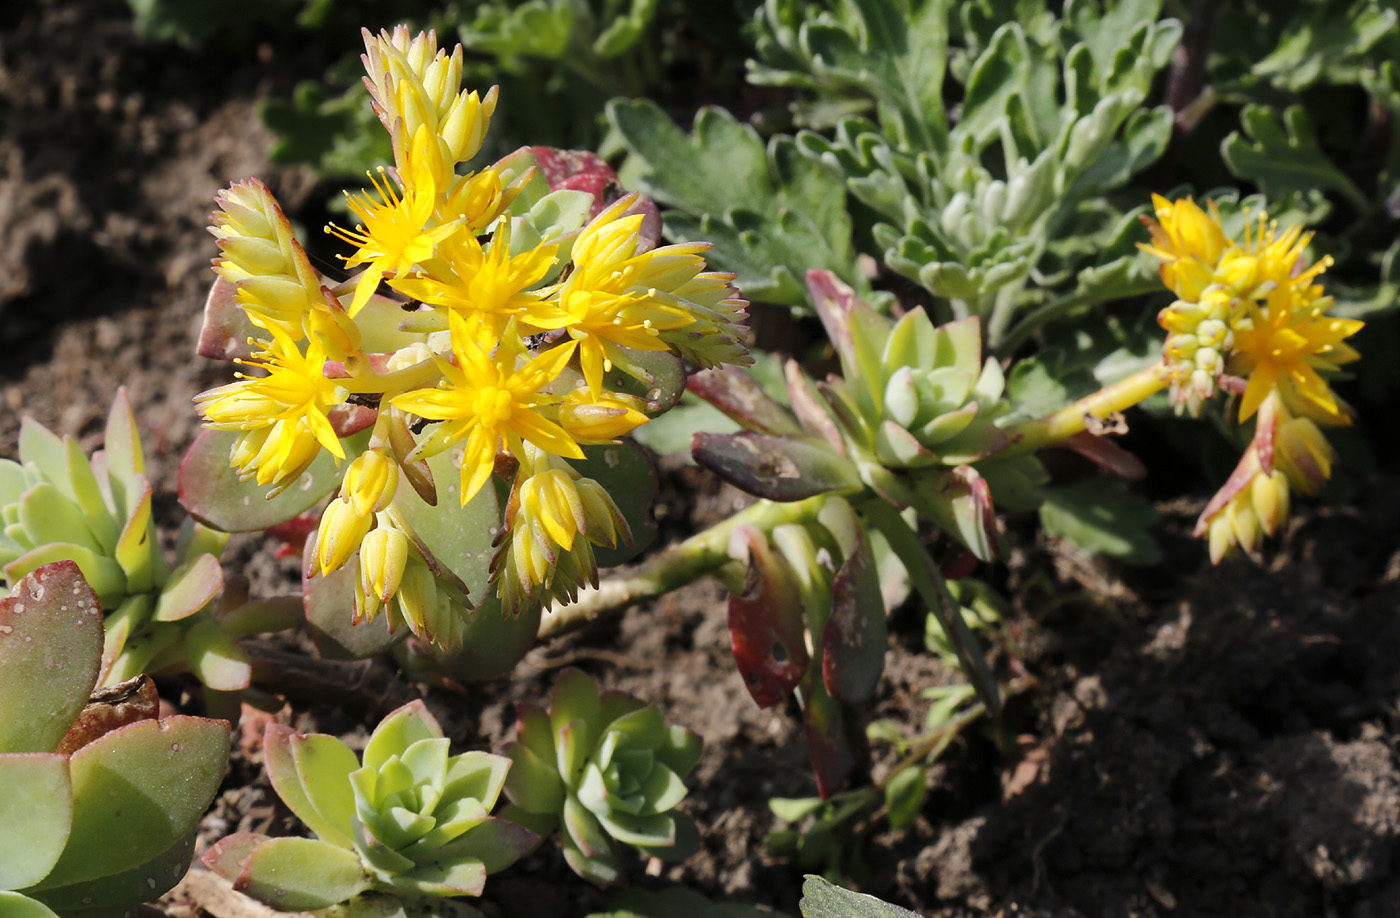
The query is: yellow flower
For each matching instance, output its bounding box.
[390,223,557,341]
[210,178,327,340]
[195,329,347,494]
[359,26,497,185]
[490,447,629,617]
[327,126,461,316]
[525,197,700,393]
[1138,194,1229,300]
[390,313,582,505]
[1227,231,1361,426]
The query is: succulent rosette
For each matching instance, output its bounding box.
[0,562,231,917]
[500,668,703,885]
[203,701,535,909]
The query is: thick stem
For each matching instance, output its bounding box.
[1000,361,1171,457]
[538,494,831,639]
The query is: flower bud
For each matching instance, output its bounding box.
[558,391,649,442]
[316,497,374,575]
[342,449,400,516]
[359,524,408,604]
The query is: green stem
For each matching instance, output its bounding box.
[339,357,441,397]
[999,361,1171,457]
[860,499,1001,717]
[538,495,831,639]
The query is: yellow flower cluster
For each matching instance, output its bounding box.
[195,26,750,638]
[1139,195,1363,561]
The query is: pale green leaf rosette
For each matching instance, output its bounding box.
[501,668,704,886]
[203,700,536,909]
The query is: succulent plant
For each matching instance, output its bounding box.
[203,700,536,911]
[500,668,703,886]
[0,561,231,917]
[0,390,302,715]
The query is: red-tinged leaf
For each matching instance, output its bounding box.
[687,366,801,436]
[326,403,378,438]
[178,429,353,532]
[807,269,859,363]
[196,276,259,362]
[0,561,103,754]
[55,675,159,755]
[200,832,265,881]
[802,679,856,800]
[235,836,369,911]
[727,527,809,708]
[693,432,860,502]
[784,360,845,453]
[822,524,886,706]
[265,513,318,559]
[1058,431,1147,481]
[529,146,662,246]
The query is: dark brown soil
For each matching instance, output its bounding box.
[5,3,1400,918]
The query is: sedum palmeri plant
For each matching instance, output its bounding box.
[0,561,230,918]
[544,196,1362,793]
[182,25,750,672]
[203,700,533,913]
[499,668,703,886]
[0,390,301,717]
[1138,195,1363,561]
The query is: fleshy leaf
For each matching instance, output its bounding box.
[263,725,356,849]
[693,432,860,502]
[821,521,886,706]
[0,754,71,889]
[29,828,198,912]
[799,874,922,918]
[153,553,223,622]
[686,366,802,437]
[727,526,809,708]
[178,429,354,532]
[235,836,369,911]
[0,561,103,754]
[363,700,443,772]
[36,716,230,888]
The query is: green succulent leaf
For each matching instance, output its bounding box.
[0,892,59,918]
[0,562,103,754]
[883,765,926,831]
[177,429,357,532]
[153,553,222,622]
[419,816,540,875]
[364,700,444,773]
[28,828,197,912]
[572,442,657,569]
[0,754,72,889]
[235,836,370,911]
[36,716,229,889]
[302,540,398,661]
[183,617,253,691]
[502,740,566,815]
[389,446,501,602]
[264,725,357,850]
[692,432,862,502]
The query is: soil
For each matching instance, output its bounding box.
[5,3,1400,918]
